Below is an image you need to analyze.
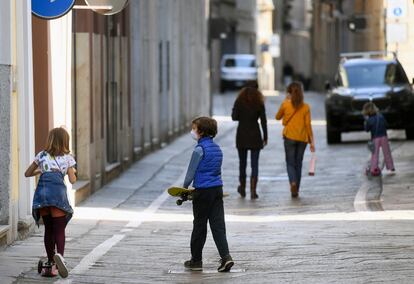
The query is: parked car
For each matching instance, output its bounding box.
[220,54,257,93]
[325,51,414,144]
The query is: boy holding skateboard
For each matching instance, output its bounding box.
[182,117,234,272]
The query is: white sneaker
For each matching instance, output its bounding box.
[53,253,68,278]
[386,169,396,175]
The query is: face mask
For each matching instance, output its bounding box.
[190,130,198,141]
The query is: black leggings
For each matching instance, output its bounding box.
[238,148,260,178]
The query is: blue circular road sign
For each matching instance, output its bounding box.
[393,7,403,17]
[32,0,75,19]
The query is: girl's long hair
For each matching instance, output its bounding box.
[235,87,264,110]
[45,127,70,156]
[287,81,304,109]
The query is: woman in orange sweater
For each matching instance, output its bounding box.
[276,82,315,198]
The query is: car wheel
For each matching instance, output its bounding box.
[220,81,226,93]
[327,129,341,144]
[406,127,414,140]
[325,109,341,144]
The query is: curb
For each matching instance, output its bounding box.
[354,140,406,212]
[354,173,383,212]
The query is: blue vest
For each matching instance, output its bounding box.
[194,137,223,189]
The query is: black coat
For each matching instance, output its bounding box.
[232,101,268,149]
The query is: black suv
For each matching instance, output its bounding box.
[325,52,414,144]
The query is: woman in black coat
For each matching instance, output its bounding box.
[231,86,267,199]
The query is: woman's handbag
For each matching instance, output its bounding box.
[308,154,316,176]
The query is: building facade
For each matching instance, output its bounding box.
[209,0,257,93]
[0,1,36,245]
[1,0,211,246]
[130,0,210,157]
[385,0,414,82]
[31,0,211,205]
[311,0,385,90]
[257,0,275,91]
[272,0,312,90]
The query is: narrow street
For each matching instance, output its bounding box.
[2,91,414,284]
[2,1,414,283]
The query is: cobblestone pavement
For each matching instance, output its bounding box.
[1,91,414,283]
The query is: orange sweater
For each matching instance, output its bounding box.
[275,99,313,143]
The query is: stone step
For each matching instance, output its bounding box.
[0,225,10,246]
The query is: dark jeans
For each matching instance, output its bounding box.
[191,186,230,261]
[284,138,307,189]
[238,148,260,178]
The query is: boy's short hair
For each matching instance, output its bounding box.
[192,117,218,138]
[362,102,378,116]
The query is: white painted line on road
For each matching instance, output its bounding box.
[262,90,279,97]
[260,176,289,181]
[55,171,187,282]
[354,166,383,212]
[125,191,170,228]
[259,175,316,181]
[120,228,134,232]
[55,234,125,284]
[167,268,246,274]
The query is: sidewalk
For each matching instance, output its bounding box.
[382,140,414,210]
[0,144,186,282]
[354,135,414,212]
[0,119,236,284]
[1,92,414,283]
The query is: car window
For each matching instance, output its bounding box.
[344,63,408,87]
[344,64,388,87]
[384,64,408,84]
[385,64,396,84]
[224,58,255,67]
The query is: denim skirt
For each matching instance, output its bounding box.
[32,172,73,226]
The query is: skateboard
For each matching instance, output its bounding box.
[37,258,57,277]
[167,186,229,206]
[168,187,194,205]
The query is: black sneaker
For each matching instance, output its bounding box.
[218,255,234,272]
[184,259,203,271]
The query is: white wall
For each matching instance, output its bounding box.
[49,13,73,129]
[15,0,36,222]
[0,0,35,243]
[48,12,74,199]
[386,0,414,81]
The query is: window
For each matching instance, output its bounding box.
[345,64,387,87]
[345,63,408,87]
[224,58,255,68]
